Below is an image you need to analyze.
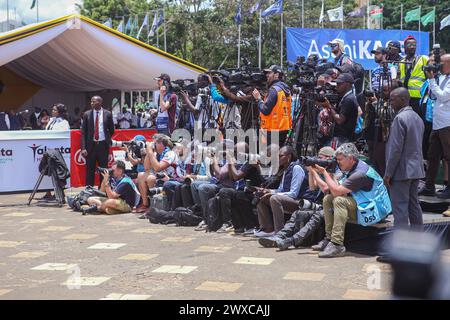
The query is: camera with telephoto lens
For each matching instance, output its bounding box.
[148,187,164,197]
[314,82,340,104]
[299,156,337,171]
[422,44,441,74]
[171,79,198,96]
[298,199,322,211]
[97,167,113,175]
[244,180,264,206]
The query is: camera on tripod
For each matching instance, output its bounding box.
[171,79,198,96]
[314,83,340,104]
[422,44,441,74]
[299,156,337,171]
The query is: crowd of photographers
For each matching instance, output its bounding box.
[66,34,450,259]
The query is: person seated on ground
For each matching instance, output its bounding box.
[83,161,141,215]
[214,142,263,233]
[191,140,237,231]
[313,143,391,258]
[254,145,316,238]
[258,147,336,250]
[135,134,176,213]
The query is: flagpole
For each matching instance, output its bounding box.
[6,0,9,31]
[237,23,241,68]
[259,9,262,69]
[367,0,370,29]
[418,6,421,33]
[280,12,284,67]
[433,6,436,45]
[163,9,167,52]
[146,13,149,44]
[400,4,403,30]
[341,1,344,29]
[37,0,39,23]
[301,0,304,28]
[156,11,159,49]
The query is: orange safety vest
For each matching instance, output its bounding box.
[260,86,292,131]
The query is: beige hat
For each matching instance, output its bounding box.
[318,146,335,158]
[327,39,345,52]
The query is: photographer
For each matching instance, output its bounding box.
[255,145,316,237]
[123,135,147,174]
[399,35,428,114]
[313,143,391,258]
[419,54,450,199]
[135,134,177,213]
[252,65,292,145]
[214,142,263,233]
[328,39,352,67]
[259,147,335,250]
[83,161,141,215]
[154,73,177,135]
[318,73,359,148]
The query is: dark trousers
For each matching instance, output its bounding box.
[367,140,387,177]
[390,179,423,229]
[410,98,422,116]
[231,191,258,230]
[276,209,325,246]
[426,126,450,188]
[86,141,109,187]
[217,188,238,223]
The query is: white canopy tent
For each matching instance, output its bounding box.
[0,14,205,110]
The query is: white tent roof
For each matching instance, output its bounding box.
[0,14,205,92]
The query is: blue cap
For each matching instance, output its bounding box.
[133,135,146,141]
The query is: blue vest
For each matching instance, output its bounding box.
[340,161,392,226]
[113,175,141,207]
[282,161,316,201]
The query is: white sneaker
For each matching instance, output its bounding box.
[254,230,275,238]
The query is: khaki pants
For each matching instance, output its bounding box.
[322,194,357,246]
[257,194,299,232]
[90,197,132,215]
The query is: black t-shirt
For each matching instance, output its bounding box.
[240,163,263,187]
[115,181,137,207]
[333,91,359,140]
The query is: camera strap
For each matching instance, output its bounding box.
[403,56,418,89]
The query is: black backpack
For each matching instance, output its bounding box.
[147,207,177,225]
[206,195,223,232]
[173,207,203,227]
[68,186,106,211]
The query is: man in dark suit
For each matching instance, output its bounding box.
[81,96,115,187]
[384,87,425,229]
[29,107,42,130]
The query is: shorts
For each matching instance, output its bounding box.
[91,197,132,215]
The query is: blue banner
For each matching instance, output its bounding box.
[286,28,430,70]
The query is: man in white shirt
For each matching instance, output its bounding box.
[117,107,132,129]
[420,54,450,199]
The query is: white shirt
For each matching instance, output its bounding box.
[117,111,131,129]
[131,113,138,127]
[94,108,105,141]
[46,117,70,131]
[429,75,450,130]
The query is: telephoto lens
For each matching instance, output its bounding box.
[148,187,164,197]
[298,199,322,211]
[184,177,194,186]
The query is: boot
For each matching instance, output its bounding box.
[82,205,98,216]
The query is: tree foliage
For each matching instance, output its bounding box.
[77,0,450,69]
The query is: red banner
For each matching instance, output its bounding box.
[70,129,157,187]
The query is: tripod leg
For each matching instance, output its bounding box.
[51,172,64,206]
[28,172,45,206]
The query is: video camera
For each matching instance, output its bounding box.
[171,79,199,96]
[423,44,441,74]
[299,156,337,171]
[208,67,267,93]
[314,82,340,104]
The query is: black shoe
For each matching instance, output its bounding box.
[437,188,450,199]
[234,228,245,235]
[418,186,436,196]
[376,255,392,264]
[82,205,98,215]
[277,237,294,251]
[258,236,280,248]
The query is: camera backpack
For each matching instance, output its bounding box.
[146,207,177,225]
[206,195,223,232]
[67,186,106,211]
[173,207,203,227]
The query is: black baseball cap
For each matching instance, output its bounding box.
[335,73,355,84]
[388,41,401,49]
[371,47,387,55]
[153,73,171,82]
[263,65,283,74]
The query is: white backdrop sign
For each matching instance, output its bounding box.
[0,131,70,193]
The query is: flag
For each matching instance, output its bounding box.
[30,0,36,10]
[125,16,132,34]
[130,15,139,36]
[137,13,148,39]
[327,5,343,22]
[234,4,242,25]
[248,1,260,15]
[261,0,283,18]
[157,11,164,27]
[348,5,366,17]
[369,5,383,19]
[421,8,435,26]
[319,0,325,24]
[441,14,450,30]
[117,20,124,33]
[405,7,421,23]
[103,18,112,28]
[149,12,158,37]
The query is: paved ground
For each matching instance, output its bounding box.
[0,188,445,300]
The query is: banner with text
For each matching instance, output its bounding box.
[286,28,430,70]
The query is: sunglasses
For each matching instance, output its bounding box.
[330,44,339,48]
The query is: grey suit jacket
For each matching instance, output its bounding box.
[385,106,425,180]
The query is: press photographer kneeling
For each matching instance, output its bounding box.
[83,161,141,215]
[313,143,391,258]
